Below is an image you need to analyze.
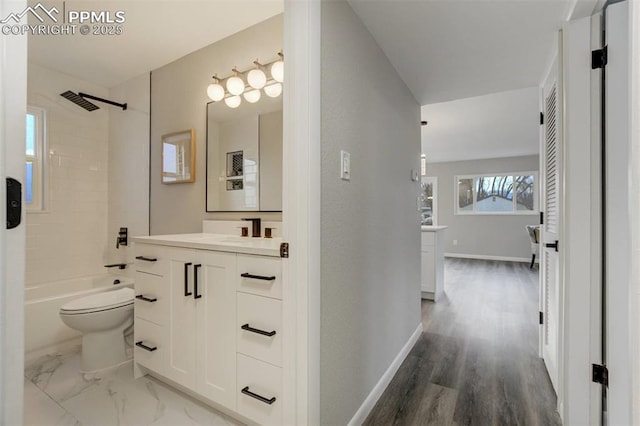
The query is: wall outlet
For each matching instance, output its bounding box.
[453,239,458,246]
[340,150,350,181]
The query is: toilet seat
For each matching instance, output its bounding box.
[60,287,134,315]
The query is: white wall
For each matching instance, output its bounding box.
[259,110,283,211]
[150,15,283,234]
[426,155,540,261]
[26,63,110,286]
[107,73,150,273]
[320,1,421,424]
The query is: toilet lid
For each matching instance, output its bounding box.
[60,287,134,313]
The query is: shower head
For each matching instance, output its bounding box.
[60,90,100,111]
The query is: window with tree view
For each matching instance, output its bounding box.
[456,173,536,215]
[26,106,45,211]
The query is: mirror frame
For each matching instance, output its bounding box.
[161,129,196,184]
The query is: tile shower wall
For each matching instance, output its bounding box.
[26,63,110,286]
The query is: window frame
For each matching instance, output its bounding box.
[26,105,47,212]
[420,176,438,226]
[454,171,538,216]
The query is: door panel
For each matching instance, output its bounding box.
[195,250,237,409]
[541,40,562,394]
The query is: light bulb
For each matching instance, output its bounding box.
[270,60,284,83]
[224,95,241,108]
[247,69,267,89]
[243,89,261,104]
[226,76,245,96]
[206,83,225,102]
[264,82,282,98]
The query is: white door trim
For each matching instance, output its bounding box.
[0,0,27,422]
[282,1,321,425]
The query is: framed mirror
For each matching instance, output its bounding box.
[162,129,195,184]
[206,97,282,211]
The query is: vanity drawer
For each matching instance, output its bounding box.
[134,318,167,374]
[134,243,168,276]
[421,232,435,249]
[237,292,282,367]
[237,255,282,300]
[237,353,283,426]
[134,271,168,326]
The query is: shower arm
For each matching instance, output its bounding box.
[78,92,127,110]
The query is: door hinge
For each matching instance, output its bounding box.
[539,211,544,225]
[540,112,544,125]
[539,311,544,325]
[280,242,289,258]
[592,363,608,386]
[591,46,608,69]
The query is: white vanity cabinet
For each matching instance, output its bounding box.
[421,226,447,301]
[133,237,284,425]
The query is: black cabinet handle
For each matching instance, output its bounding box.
[545,241,559,252]
[135,294,157,303]
[241,323,276,337]
[194,264,202,299]
[135,341,157,352]
[184,262,192,296]
[241,273,276,281]
[241,386,276,405]
[136,256,157,262]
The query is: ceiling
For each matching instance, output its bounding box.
[28,1,284,88]
[420,87,540,163]
[348,0,581,105]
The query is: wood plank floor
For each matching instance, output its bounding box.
[364,258,561,426]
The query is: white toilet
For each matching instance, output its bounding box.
[59,287,135,372]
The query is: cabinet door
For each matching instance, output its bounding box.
[165,247,197,389]
[421,249,435,293]
[195,250,237,410]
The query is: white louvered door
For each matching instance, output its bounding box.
[540,46,562,395]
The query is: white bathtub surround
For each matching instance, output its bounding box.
[24,348,242,426]
[25,274,133,358]
[202,220,283,238]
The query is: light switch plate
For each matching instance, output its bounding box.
[340,150,350,181]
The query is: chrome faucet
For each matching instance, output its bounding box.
[242,218,262,237]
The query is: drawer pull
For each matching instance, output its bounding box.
[241,323,276,337]
[194,264,202,299]
[241,386,276,405]
[136,256,158,262]
[184,262,192,296]
[135,341,157,352]
[241,273,276,281]
[135,294,157,303]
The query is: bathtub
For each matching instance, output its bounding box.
[25,274,134,356]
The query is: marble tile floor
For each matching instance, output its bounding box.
[24,346,244,426]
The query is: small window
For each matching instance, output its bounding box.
[25,106,46,211]
[420,176,437,225]
[455,172,537,215]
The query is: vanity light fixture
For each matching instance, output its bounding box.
[244,89,261,104]
[270,51,284,83]
[247,61,267,90]
[206,52,284,108]
[264,82,282,98]
[206,76,225,102]
[226,68,245,96]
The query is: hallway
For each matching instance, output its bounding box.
[364,258,561,425]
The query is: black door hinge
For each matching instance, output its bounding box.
[539,312,544,325]
[280,242,289,258]
[592,46,608,69]
[539,212,544,225]
[592,364,608,386]
[540,112,544,125]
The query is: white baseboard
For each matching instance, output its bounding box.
[444,252,530,263]
[347,322,423,426]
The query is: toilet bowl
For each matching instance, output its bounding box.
[59,287,135,372]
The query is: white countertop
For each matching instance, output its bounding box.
[421,225,448,232]
[132,233,282,257]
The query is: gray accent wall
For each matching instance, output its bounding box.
[320,1,421,424]
[150,15,283,235]
[426,155,540,260]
